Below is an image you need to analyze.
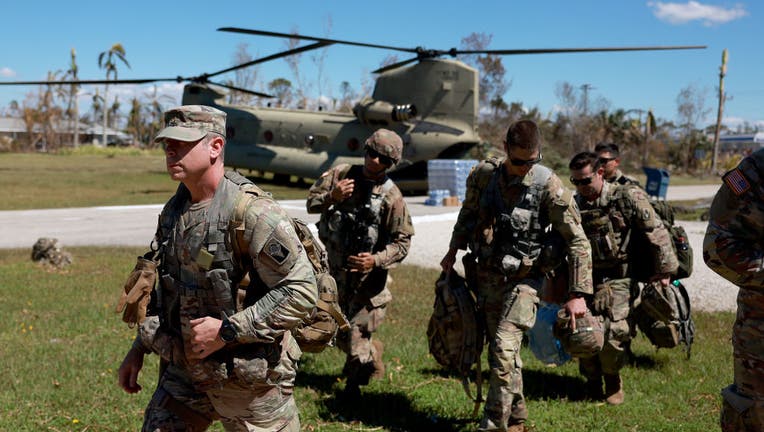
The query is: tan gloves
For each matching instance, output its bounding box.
[116,256,158,327]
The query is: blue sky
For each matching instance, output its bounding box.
[1,1,760,129]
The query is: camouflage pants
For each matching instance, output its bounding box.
[142,344,301,431]
[720,289,764,432]
[335,269,389,386]
[477,268,539,431]
[580,278,633,378]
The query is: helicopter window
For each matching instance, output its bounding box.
[347,138,360,152]
[264,130,274,143]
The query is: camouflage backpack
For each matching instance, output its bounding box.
[650,199,693,280]
[427,271,484,415]
[634,280,695,358]
[231,182,350,353]
[629,196,693,281]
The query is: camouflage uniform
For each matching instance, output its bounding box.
[31,237,72,269]
[130,106,317,432]
[449,158,592,430]
[703,148,764,431]
[575,181,677,396]
[607,169,640,187]
[307,158,414,391]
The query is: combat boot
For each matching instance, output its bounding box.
[604,374,625,405]
[585,375,604,401]
[370,339,385,380]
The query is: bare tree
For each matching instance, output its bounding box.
[283,26,310,108]
[311,16,333,109]
[460,33,511,117]
[338,81,355,113]
[268,78,293,108]
[227,43,260,105]
[675,83,710,172]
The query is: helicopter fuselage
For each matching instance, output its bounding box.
[181,58,481,188]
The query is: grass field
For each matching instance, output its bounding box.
[0,150,312,210]
[0,150,720,211]
[0,246,732,431]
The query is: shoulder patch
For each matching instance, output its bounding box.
[264,236,290,265]
[723,168,751,196]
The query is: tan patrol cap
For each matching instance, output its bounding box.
[365,128,403,165]
[154,105,226,143]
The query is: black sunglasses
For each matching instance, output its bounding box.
[599,156,616,163]
[509,154,543,166]
[570,175,594,186]
[365,147,394,166]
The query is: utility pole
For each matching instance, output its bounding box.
[711,49,728,175]
[580,83,595,116]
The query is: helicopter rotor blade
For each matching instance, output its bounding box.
[218,27,419,54]
[206,41,334,79]
[456,45,707,56]
[372,57,421,74]
[0,77,183,86]
[208,81,274,99]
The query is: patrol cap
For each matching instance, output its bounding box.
[365,128,403,165]
[154,105,226,143]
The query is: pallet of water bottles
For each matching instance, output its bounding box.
[425,159,478,206]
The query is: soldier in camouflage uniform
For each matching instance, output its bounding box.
[569,151,677,405]
[595,143,640,186]
[117,105,317,431]
[440,120,593,432]
[703,148,764,431]
[306,129,414,397]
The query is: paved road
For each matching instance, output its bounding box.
[1,183,735,312]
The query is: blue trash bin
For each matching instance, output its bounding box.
[642,167,670,199]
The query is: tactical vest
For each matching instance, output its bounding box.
[579,187,630,273]
[318,165,394,261]
[478,163,552,275]
[154,171,267,390]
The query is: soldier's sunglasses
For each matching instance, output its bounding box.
[570,175,594,186]
[509,154,543,166]
[365,147,394,166]
[599,156,617,163]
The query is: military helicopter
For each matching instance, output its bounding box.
[0,28,705,191]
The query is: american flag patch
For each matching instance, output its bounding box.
[723,168,751,196]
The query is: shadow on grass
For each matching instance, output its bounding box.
[522,369,588,401]
[298,369,475,431]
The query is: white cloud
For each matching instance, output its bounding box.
[648,1,748,26]
[1,67,16,78]
[723,116,764,130]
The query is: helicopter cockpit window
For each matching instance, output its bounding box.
[264,130,274,143]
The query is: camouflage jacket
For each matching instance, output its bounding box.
[449,158,593,295]
[608,169,640,187]
[704,149,764,289]
[306,164,414,271]
[137,172,317,354]
[576,181,678,279]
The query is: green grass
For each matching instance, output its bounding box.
[0,151,312,210]
[0,248,731,431]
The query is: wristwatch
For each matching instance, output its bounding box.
[219,316,238,344]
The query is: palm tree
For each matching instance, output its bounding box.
[98,43,129,146]
[64,49,80,148]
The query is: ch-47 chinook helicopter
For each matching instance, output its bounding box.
[0,28,705,191]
